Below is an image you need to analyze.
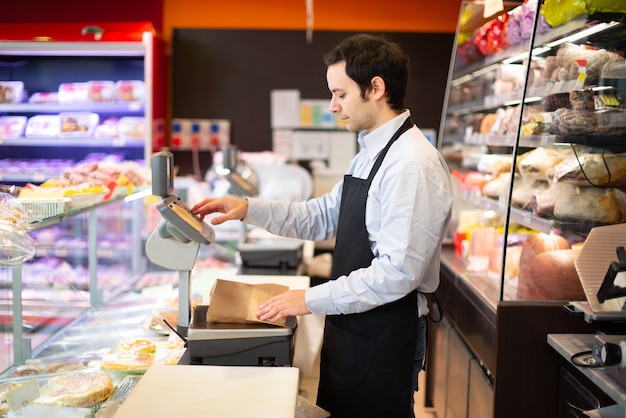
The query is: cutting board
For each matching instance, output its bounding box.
[114,365,299,418]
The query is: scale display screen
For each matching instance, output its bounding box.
[152,152,215,245]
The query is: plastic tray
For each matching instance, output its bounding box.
[14,198,71,222]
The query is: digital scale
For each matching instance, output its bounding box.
[145,151,296,366]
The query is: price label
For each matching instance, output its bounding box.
[484,0,504,18]
[6,378,40,411]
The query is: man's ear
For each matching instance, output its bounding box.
[369,76,386,100]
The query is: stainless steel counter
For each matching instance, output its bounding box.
[548,333,626,412]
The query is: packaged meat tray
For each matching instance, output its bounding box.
[87,80,116,102]
[118,116,145,140]
[0,116,27,139]
[25,115,61,138]
[58,82,89,104]
[116,80,145,102]
[93,118,119,139]
[29,92,59,104]
[0,81,24,103]
[59,112,99,138]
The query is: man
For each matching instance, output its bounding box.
[191,33,453,417]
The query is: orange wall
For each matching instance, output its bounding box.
[163,0,462,43]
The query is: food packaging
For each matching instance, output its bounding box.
[206,279,289,326]
[118,116,145,140]
[25,115,61,138]
[28,92,59,104]
[0,116,27,139]
[0,81,24,103]
[86,80,116,102]
[93,118,119,139]
[58,82,89,104]
[59,112,99,138]
[116,80,145,102]
[553,182,626,224]
[474,13,509,56]
[552,149,626,187]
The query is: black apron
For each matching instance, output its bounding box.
[317,116,418,418]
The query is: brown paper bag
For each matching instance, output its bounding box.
[206,279,289,326]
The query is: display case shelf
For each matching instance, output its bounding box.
[431,2,626,416]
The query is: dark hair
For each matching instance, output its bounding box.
[324,33,409,110]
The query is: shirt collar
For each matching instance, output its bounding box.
[357,110,411,160]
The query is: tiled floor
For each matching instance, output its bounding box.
[298,352,437,417]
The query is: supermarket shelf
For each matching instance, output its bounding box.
[0,101,144,114]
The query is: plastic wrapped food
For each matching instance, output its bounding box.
[505,6,523,46]
[541,0,587,28]
[32,371,114,408]
[26,115,61,138]
[541,92,571,112]
[0,116,26,139]
[474,13,510,56]
[87,80,115,102]
[569,89,595,111]
[556,43,619,85]
[29,92,59,104]
[550,108,597,134]
[553,181,626,224]
[59,112,99,138]
[94,118,119,139]
[58,82,89,104]
[517,147,571,181]
[118,116,145,140]
[116,80,145,102]
[0,81,24,103]
[521,0,551,39]
[457,34,484,64]
[13,359,89,377]
[552,148,626,187]
[0,222,36,264]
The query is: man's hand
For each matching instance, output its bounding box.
[190,197,248,225]
[256,290,311,323]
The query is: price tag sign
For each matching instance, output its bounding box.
[484,0,504,18]
[6,378,40,412]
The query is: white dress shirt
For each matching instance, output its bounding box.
[244,110,454,317]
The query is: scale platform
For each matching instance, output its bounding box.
[186,305,297,366]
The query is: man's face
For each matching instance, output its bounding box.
[326,61,377,133]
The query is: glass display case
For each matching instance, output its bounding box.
[0,195,149,371]
[0,22,167,374]
[429,1,626,416]
[438,1,626,307]
[0,22,166,185]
